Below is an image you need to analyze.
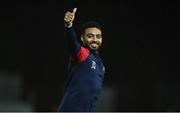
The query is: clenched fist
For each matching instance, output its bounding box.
[64,8,77,28]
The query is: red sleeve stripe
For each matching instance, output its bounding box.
[76,46,90,62]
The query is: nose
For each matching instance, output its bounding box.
[92,36,98,42]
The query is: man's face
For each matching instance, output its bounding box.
[81,27,102,51]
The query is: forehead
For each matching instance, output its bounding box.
[84,27,102,34]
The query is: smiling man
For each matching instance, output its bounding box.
[58,8,105,112]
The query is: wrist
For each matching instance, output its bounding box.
[65,22,73,28]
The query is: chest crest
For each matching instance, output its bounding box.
[91,60,96,69]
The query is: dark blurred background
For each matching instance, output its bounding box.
[0,0,179,111]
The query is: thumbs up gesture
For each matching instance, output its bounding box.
[64,8,77,28]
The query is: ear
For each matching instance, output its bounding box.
[80,35,84,42]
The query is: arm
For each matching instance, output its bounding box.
[64,8,89,62]
[65,25,81,57]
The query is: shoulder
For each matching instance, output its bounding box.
[76,46,90,62]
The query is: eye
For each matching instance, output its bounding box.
[86,34,94,38]
[96,34,102,39]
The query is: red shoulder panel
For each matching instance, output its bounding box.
[76,46,90,62]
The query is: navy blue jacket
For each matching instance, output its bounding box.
[58,26,105,112]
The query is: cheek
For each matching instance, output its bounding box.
[83,39,90,45]
[84,38,91,43]
[99,39,102,44]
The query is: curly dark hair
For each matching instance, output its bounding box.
[80,21,102,35]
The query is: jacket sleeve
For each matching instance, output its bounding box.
[65,27,90,62]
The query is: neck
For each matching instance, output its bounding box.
[91,50,98,54]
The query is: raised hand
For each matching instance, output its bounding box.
[64,8,77,28]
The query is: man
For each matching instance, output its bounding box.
[58,8,105,112]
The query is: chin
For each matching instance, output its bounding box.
[90,48,98,51]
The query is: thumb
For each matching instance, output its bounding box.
[72,8,77,15]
